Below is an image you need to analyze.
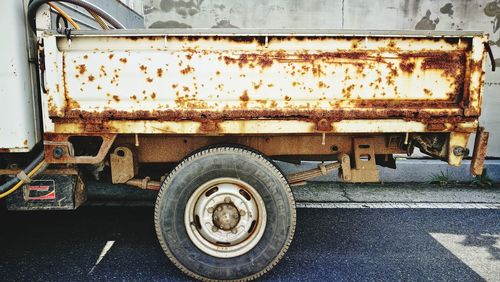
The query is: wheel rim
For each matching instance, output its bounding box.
[184,177,267,258]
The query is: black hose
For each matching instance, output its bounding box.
[0,152,45,194]
[28,0,125,31]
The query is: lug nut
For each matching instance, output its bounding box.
[231,228,238,234]
[224,197,231,203]
[207,207,214,213]
[212,226,218,232]
[239,209,246,216]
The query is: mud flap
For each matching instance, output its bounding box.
[470,127,489,176]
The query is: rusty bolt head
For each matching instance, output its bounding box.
[207,207,214,213]
[453,146,469,157]
[239,209,246,216]
[52,147,65,159]
[224,197,231,203]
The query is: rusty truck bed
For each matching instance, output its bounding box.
[40,29,487,135]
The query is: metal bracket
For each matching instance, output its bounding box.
[110,146,138,183]
[339,138,380,183]
[43,133,116,164]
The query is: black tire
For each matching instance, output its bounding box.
[154,146,296,281]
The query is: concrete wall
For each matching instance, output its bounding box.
[142,0,500,157]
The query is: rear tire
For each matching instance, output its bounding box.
[154,146,296,281]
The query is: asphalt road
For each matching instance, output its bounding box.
[0,206,498,281]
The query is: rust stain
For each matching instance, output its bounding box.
[76,64,86,75]
[83,55,88,59]
[240,90,249,102]
[400,61,415,73]
[112,95,120,102]
[253,80,263,90]
[99,65,107,77]
[109,54,114,60]
[157,68,163,77]
[88,75,95,82]
[180,65,194,75]
[119,57,127,64]
[146,77,153,83]
[151,92,157,99]
[423,88,433,96]
[140,65,147,73]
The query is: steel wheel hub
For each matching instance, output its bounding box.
[184,177,267,258]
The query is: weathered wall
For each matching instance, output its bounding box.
[142,0,500,157]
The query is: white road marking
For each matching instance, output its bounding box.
[88,240,115,274]
[296,202,500,209]
[430,233,500,281]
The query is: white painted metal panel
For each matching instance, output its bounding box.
[0,1,40,152]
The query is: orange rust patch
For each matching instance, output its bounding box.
[109,54,114,60]
[180,65,194,75]
[88,75,95,82]
[342,84,355,99]
[253,80,263,90]
[172,84,178,89]
[183,86,190,92]
[151,92,157,99]
[119,57,127,64]
[99,65,107,77]
[146,77,153,83]
[140,65,147,73]
[240,90,249,102]
[400,61,415,73]
[112,95,120,102]
[157,68,163,77]
[76,64,86,75]
[284,95,292,101]
[83,55,88,59]
[423,88,433,96]
[131,95,137,100]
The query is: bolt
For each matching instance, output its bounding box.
[453,146,469,157]
[239,209,246,216]
[207,207,214,213]
[52,147,64,159]
[224,197,231,203]
[231,228,238,234]
[212,226,218,232]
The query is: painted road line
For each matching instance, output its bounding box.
[431,233,500,281]
[296,202,500,209]
[89,240,115,274]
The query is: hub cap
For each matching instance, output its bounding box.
[184,178,267,258]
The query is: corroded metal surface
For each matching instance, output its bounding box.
[40,31,487,135]
[471,127,490,175]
